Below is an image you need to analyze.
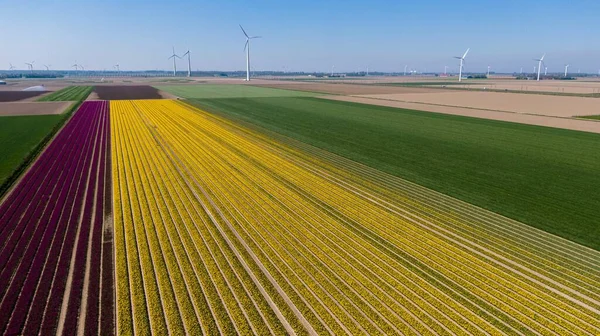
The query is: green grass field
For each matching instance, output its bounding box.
[156,84,318,99]
[579,115,600,120]
[191,96,600,250]
[38,86,93,101]
[0,115,65,193]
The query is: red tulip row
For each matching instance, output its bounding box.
[0,101,112,336]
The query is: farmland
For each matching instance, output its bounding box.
[0,101,112,335]
[156,84,318,99]
[110,99,599,334]
[38,86,93,102]
[0,114,65,196]
[191,96,600,250]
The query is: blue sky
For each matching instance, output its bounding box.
[1,0,599,73]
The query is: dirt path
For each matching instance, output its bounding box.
[323,95,600,134]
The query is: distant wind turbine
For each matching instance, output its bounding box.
[9,63,15,70]
[168,47,180,76]
[114,64,120,75]
[444,65,448,75]
[564,64,570,77]
[182,50,192,77]
[331,65,335,76]
[25,61,35,72]
[43,64,50,71]
[453,48,470,82]
[72,62,79,72]
[487,65,491,77]
[544,66,548,76]
[240,24,261,81]
[404,65,408,76]
[534,54,545,81]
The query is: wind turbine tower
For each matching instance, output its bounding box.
[25,61,35,72]
[168,47,180,76]
[182,50,192,77]
[453,48,470,82]
[114,64,120,76]
[534,54,545,81]
[564,64,570,77]
[240,25,261,81]
[487,65,491,77]
[404,65,408,76]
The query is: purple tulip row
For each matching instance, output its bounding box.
[0,101,111,335]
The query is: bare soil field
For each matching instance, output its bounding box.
[93,85,170,100]
[0,91,50,102]
[357,91,600,117]
[0,101,73,116]
[251,82,445,95]
[453,82,600,94]
[324,95,600,134]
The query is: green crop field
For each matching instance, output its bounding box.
[579,115,600,120]
[191,96,600,250]
[38,85,93,101]
[0,115,65,195]
[156,84,318,99]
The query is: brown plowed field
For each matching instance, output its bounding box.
[357,91,600,117]
[93,85,164,100]
[251,82,445,95]
[0,91,49,102]
[0,101,72,116]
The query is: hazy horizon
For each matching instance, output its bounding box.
[1,0,599,73]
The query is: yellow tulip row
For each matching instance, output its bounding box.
[179,100,600,333]
[258,124,600,290]
[113,99,599,335]
[137,100,500,334]
[111,101,291,335]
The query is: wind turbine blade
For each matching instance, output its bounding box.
[244,40,249,52]
[462,48,470,59]
[453,56,462,59]
[540,54,545,61]
[239,24,249,38]
[250,36,262,39]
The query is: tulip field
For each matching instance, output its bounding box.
[0,101,112,335]
[110,99,600,335]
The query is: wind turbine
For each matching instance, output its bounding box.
[9,63,15,70]
[331,65,335,76]
[114,64,120,75]
[43,64,51,71]
[534,54,545,81]
[168,47,180,76]
[453,48,470,82]
[544,66,548,76]
[564,64,570,77]
[404,65,408,76]
[182,49,192,77]
[444,65,448,75]
[240,24,261,81]
[487,65,491,77]
[25,61,35,72]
